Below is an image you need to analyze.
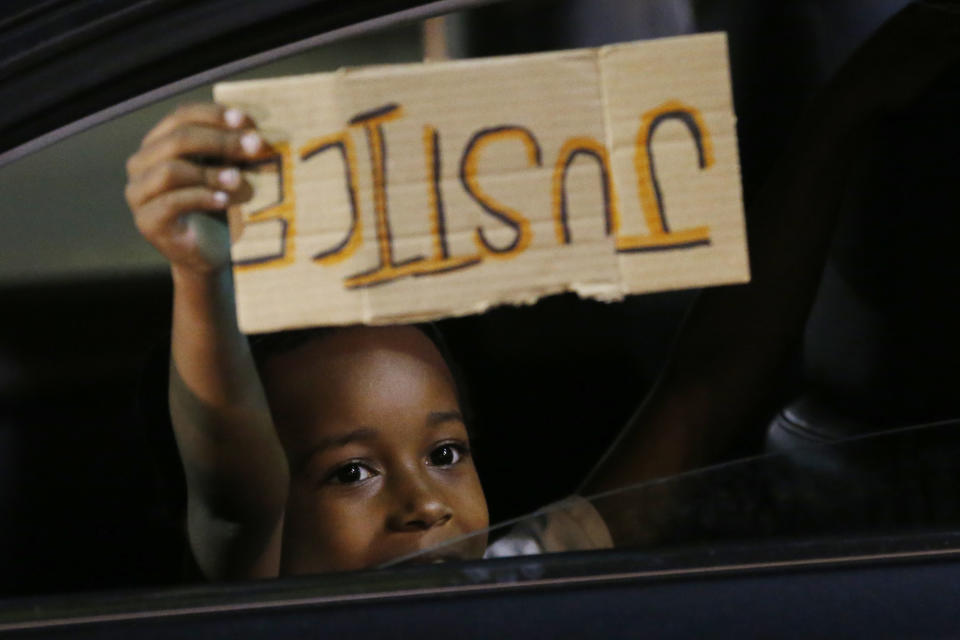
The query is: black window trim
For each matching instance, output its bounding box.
[0,0,504,169]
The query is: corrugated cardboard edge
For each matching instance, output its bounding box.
[216,32,751,332]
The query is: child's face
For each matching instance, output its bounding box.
[261,326,489,574]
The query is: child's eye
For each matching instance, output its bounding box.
[428,443,467,467]
[327,461,376,485]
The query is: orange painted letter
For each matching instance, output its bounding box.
[552,137,621,245]
[343,104,428,289]
[460,125,541,259]
[234,142,296,271]
[617,100,713,253]
[300,132,363,265]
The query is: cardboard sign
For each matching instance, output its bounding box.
[214,33,748,333]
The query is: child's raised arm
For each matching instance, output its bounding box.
[126,104,288,580]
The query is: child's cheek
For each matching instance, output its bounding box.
[452,465,490,532]
[317,491,388,569]
[283,483,385,573]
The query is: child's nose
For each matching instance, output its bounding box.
[386,472,453,532]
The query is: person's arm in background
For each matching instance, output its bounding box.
[125,104,288,579]
[581,1,960,543]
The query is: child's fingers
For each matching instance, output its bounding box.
[126,124,268,178]
[133,186,238,241]
[126,158,251,209]
[142,103,255,149]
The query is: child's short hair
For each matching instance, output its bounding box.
[247,323,478,440]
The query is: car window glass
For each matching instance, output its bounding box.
[392,418,960,568]
[1,0,958,609]
[0,26,422,284]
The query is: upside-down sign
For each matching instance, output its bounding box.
[215,33,749,333]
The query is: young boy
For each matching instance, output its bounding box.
[124,105,481,579]
[124,3,960,580]
[125,104,612,578]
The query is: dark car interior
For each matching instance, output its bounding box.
[1,0,958,634]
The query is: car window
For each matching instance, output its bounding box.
[4,421,960,635]
[392,418,960,568]
[1,0,958,614]
[0,26,423,284]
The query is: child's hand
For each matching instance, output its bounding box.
[125,103,265,275]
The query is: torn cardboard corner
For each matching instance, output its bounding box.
[214,32,749,334]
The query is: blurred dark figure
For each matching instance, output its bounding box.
[460,0,958,515]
